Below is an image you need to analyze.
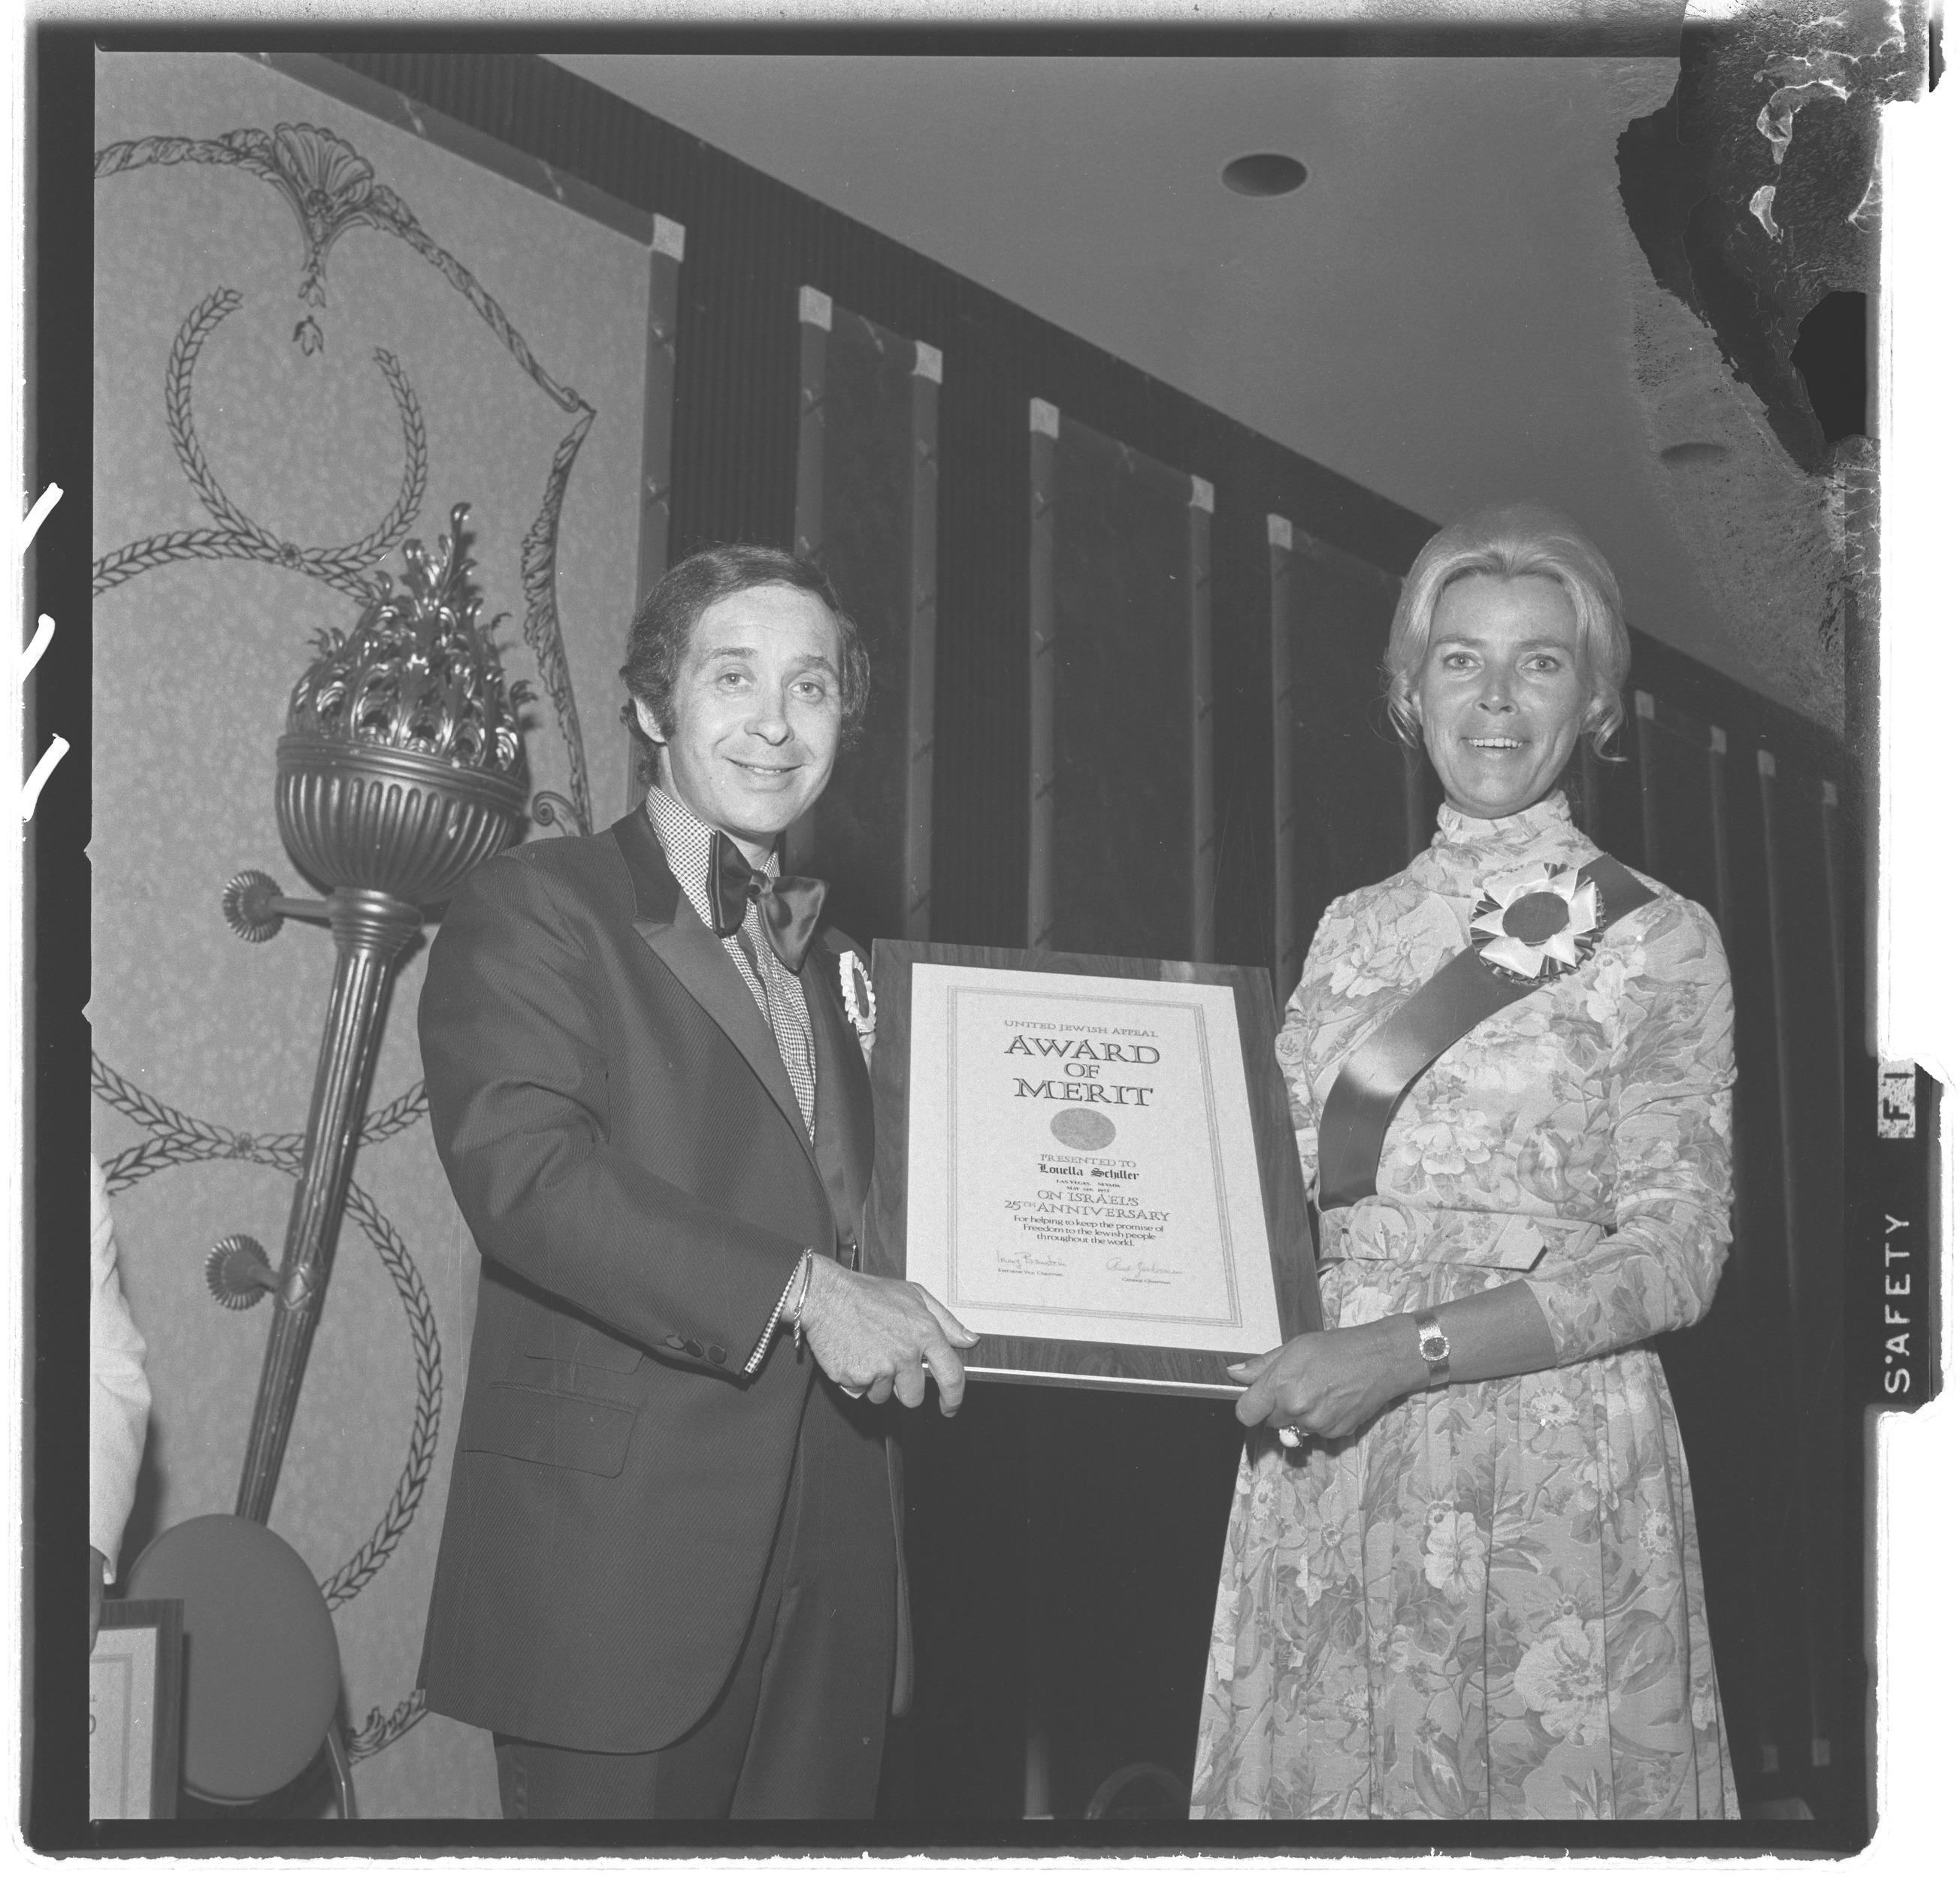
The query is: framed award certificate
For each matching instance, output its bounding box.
[864,940,1321,1395]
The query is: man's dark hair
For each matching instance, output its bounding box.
[619,544,870,778]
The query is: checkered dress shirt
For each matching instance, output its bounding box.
[646,787,819,1375]
[646,786,818,1136]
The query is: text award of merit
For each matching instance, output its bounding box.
[865,943,1321,1393]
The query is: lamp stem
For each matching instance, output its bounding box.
[234,887,424,1524]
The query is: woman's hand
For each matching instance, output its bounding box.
[1229,1318,1427,1443]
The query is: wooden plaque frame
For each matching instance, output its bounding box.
[866,940,1321,1396]
[89,1597,184,1820]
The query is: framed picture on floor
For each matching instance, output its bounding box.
[90,1599,184,1820]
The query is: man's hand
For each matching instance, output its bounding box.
[797,1258,978,1413]
[89,1546,107,1652]
[1228,1318,1423,1444]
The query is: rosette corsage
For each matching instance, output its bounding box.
[839,947,877,1063]
[1468,865,1605,982]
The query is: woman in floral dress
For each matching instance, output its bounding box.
[1192,503,1735,1821]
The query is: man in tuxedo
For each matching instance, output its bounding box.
[417,544,975,1820]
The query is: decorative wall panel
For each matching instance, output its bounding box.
[789,286,939,944]
[1266,517,1407,1003]
[1028,406,1212,961]
[90,51,661,1817]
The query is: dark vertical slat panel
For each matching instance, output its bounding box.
[1634,692,1762,1784]
[1021,1393,1056,1820]
[798,300,929,940]
[1567,730,1597,841]
[792,287,829,561]
[1761,752,1847,1811]
[1633,692,1720,906]
[784,287,830,879]
[1027,401,1058,950]
[1268,519,1299,998]
[1756,749,1834,1802]
[1205,497,1272,976]
[1707,726,1737,934]
[1635,691,1662,873]
[1190,480,1216,963]
[1820,779,1847,1104]
[1694,716,1772,1784]
[1582,733,1644,866]
[624,217,685,818]
[1403,745,1432,864]
[1045,416,1194,961]
[1406,738,1447,858]
[1717,732,1808,1796]
[906,345,941,942]
[1278,532,1406,944]
[931,277,1028,952]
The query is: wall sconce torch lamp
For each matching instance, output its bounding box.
[219,506,530,1525]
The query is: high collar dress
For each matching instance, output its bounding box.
[1191,792,1738,1821]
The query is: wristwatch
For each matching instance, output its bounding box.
[1414,1311,1451,1387]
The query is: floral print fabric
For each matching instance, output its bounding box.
[1192,793,1737,1820]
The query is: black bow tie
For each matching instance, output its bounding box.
[706,830,827,975]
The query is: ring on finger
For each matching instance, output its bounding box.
[1278,1424,1305,1448]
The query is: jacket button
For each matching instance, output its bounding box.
[706,1345,727,1366]
[664,1335,685,1351]
[684,1339,703,1358]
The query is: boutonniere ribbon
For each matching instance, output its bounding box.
[1468,866,1605,983]
[839,947,877,1054]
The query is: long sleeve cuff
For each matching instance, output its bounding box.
[744,1250,814,1375]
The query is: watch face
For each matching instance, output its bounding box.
[1420,1326,1449,1362]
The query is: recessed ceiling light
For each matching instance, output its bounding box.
[1222,153,1308,198]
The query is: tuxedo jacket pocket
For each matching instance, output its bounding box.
[467,1381,637,1478]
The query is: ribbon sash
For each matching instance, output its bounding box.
[1315,854,1656,1211]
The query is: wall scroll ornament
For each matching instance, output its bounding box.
[96,120,598,835]
[219,507,527,1533]
[92,287,426,605]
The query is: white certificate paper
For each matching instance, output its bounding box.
[905,964,1284,1352]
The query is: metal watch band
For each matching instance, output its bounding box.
[1414,1310,1451,1387]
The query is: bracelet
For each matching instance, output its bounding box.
[788,1250,816,1353]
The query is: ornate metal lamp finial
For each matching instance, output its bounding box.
[229,503,532,1526]
[286,503,531,776]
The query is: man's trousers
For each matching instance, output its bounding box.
[492,1378,897,1820]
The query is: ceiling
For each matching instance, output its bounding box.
[550,51,1841,726]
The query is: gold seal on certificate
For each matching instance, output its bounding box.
[864,942,1320,1394]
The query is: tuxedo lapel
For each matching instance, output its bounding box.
[610,811,812,1157]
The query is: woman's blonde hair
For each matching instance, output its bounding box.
[1383,501,1631,758]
